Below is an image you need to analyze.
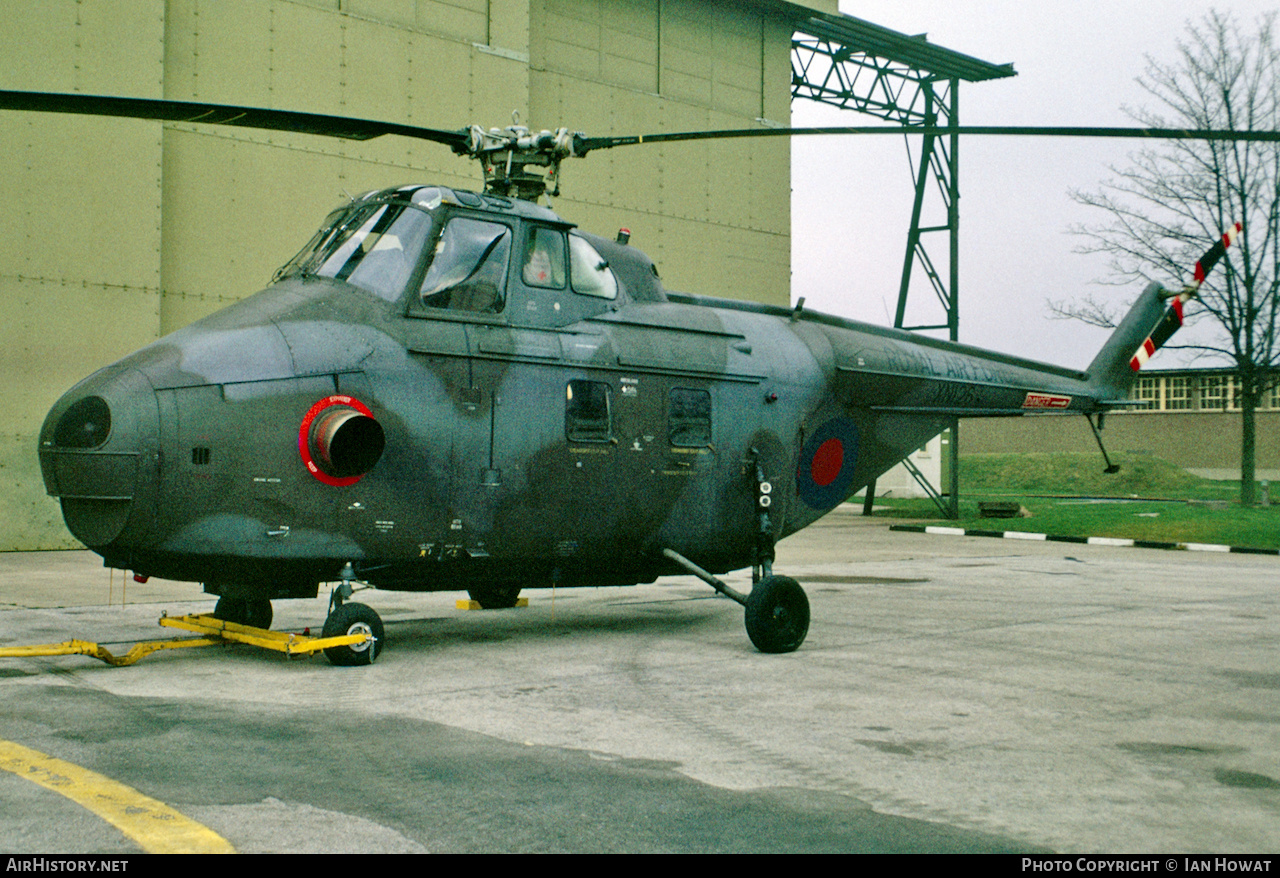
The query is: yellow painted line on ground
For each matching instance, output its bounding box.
[0,738,235,853]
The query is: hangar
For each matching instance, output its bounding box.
[1,0,1012,548]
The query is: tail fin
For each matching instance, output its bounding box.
[1086,222,1242,402]
[1086,281,1172,401]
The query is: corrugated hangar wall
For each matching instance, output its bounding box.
[0,0,810,550]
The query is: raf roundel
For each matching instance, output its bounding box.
[796,417,860,510]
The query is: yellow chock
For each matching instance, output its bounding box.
[456,597,529,610]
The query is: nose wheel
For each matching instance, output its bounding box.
[322,563,383,665]
[321,601,384,666]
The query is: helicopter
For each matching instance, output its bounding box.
[2,89,1255,664]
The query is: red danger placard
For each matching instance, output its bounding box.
[1022,392,1072,409]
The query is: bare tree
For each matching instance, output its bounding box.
[1057,10,1280,505]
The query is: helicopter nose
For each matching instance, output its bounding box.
[38,365,159,549]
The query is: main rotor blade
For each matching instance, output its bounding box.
[0,90,471,150]
[9,90,1277,162]
[578,124,1280,153]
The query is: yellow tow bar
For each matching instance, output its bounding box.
[0,613,371,667]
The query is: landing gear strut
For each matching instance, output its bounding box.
[662,449,812,652]
[742,449,809,652]
[322,562,384,666]
[749,448,777,586]
[662,549,810,654]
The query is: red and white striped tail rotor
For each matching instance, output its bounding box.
[1129,222,1242,372]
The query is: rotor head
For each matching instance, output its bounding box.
[458,121,585,201]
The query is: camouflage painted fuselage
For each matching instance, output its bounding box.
[38,186,1139,601]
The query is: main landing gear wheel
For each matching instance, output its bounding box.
[466,584,522,609]
[213,596,273,630]
[322,602,384,666]
[744,575,810,654]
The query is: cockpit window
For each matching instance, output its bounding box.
[569,234,618,300]
[277,202,434,302]
[419,217,512,313]
[522,227,567,288]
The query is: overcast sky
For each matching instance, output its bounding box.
[790,0,1263,369]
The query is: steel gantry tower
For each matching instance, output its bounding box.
[788,10,1015,517]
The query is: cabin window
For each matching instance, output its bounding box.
[279,203,435,302]
[668,388,712,447]
[569,235,618,300]
[566,380,612,443]
[419,217,512,313]
[522,226,567,288]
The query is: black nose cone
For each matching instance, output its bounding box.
[39,367,157,549]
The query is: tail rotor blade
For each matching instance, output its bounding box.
[1190,221,1243,291]
[1129,222,1242,371]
